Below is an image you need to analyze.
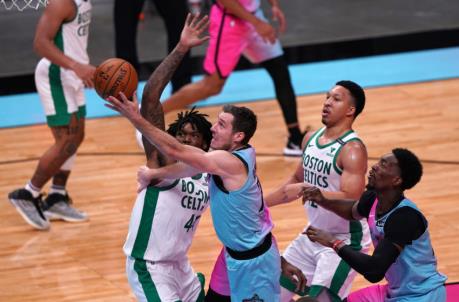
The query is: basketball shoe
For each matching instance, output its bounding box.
[8,188,50,230]
[43,193,88,222]
[283,127,311,157]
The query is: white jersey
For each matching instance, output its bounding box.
[37,0,91,85]
[123,174,209,262]
[303,127,370,235]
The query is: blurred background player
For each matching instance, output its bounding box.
[114,0,194,92]
[304,148,447,302]
[160,0,306,156]
[266,81,371,301]
[8,0,95,230]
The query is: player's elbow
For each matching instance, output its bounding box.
[364,272,385,283]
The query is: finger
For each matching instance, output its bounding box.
[185,13,192,26]
[195,15,209,32]
[87,78,95,88]
[104,103,120,112]
[297,272,307,292]
[106,95,121,106]
[197,36,210,45]
[191,13,201,27]
[118,91,129,103]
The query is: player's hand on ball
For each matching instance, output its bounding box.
[72,62,96,88]
[179,13,210,49]
[105,91,140,121]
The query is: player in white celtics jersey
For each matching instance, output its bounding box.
[8,0,95,230]
[117,14,211,302]
[266,81,371,302]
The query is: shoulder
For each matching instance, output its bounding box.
[301,129,318,149]
[338,139,368,170]
[44,0,76,21]
[384,206,427,245]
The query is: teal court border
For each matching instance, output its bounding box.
[1,46,458,128]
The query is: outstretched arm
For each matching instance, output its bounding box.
[105,94,245,185]
[139,13,209,165]
[306,226,400,283]
[265,132,312,207]
[137,162,201,192]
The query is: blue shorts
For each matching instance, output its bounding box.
[225,242,281,302]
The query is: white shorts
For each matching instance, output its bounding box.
[126,256,204,302]
[281,234,369,301]
[35,59,86,126]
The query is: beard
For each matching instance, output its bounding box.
[366,183,375,190]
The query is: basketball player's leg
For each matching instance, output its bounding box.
[161,4,246,114]
[226,243,281,302]
[41,116,88,222]
[161,73,225,113]
[280,235,316,302]
[8,65,87,229]
[206,248,231,302]
[127,257,187,302]
[178,260,206,302]
[243,9,304,156]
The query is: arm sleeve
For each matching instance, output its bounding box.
[384,207,427,247]
[356,190,377,218]
[337,238,400,283]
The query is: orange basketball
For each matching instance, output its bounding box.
[94,58,138,100]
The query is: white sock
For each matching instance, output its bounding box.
[49,184,67,196]
[25,182,41,198]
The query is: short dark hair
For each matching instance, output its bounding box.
[336,80,365,118]
[222,104,257,145]
[167,107,212,151]
[392,148,423,190]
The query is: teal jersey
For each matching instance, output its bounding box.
[209,145,273,251]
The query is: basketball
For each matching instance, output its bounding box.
[94,58,138,100]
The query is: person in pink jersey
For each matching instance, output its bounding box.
[161,0,307,156]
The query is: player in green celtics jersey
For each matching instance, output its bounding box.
[8,0,95,230]
[266,81,371,302]
[120,14,212,302]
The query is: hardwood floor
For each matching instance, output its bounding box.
[0,79,458,301]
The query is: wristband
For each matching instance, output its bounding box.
[332,239,345,252]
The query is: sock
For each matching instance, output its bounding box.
[49,184,67,196]
[288,127,303,145]
[25,182,41,198]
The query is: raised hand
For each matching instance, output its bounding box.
[179,13,210,49]
[271,6,286,34]
[105,91,141,123]
[253,19,277,44]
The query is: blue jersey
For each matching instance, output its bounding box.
[368,198,447,301]
[209,145,273,251]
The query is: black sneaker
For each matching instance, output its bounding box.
[8,188,50,230]
[43,193,88,222]
[283,138,303,156]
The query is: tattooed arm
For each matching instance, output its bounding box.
[138,13,209,166]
